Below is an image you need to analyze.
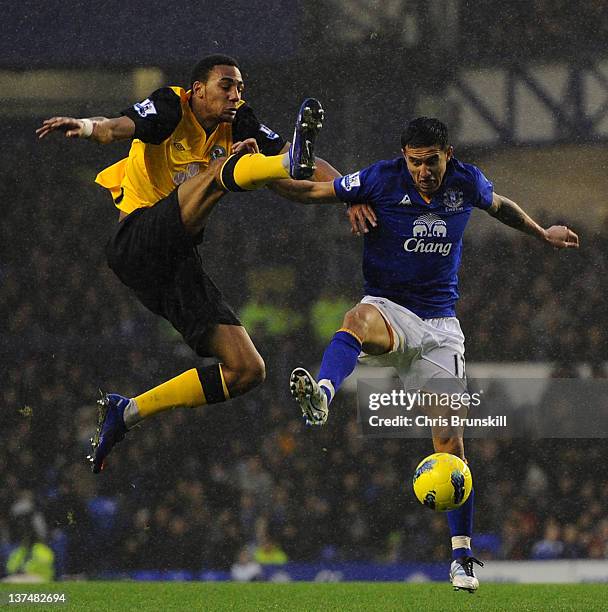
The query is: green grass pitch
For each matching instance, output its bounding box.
[1,582,607,611]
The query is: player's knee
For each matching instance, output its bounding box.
[234,355,266,392]
[342,307,370,338]
[248,356,266,387]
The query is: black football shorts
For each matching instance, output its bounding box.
[105,190,241,356]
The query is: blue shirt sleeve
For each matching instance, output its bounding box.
[333,165,378,204]
[471,166,494,210]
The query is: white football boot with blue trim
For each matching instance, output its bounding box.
[450,556,483,592]
[289,367,329,426]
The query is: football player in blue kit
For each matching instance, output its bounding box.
[286,117,579,592]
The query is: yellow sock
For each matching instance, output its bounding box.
[132,364,229,421]
[133,368,205,419]
[125,366,229,427]
[220,152,289,191]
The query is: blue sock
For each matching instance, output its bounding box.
[317,330,362,404]
[447,488,475,559]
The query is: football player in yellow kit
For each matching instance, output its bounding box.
[37,54,334,473]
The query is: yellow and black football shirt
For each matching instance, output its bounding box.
[95,86,286,214]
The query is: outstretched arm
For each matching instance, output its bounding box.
[268,143,377,231]
[36,115,135,144]
[487,192,579,249]
[271,177,340,203]
[267,143,342,200]
[271,169,377,232]
[261,140,339,202]
[230,139,376,228]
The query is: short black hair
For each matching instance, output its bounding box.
[400,117,449,150]
[190,54,240,89]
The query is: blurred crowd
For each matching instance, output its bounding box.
[1,126,607,579]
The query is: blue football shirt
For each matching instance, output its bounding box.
[333,156,494,318]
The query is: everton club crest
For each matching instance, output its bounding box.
[443,188,464,211]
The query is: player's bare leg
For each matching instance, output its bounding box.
[162,137,298,237]
[432,432,465,460]
[342,304,393,355]
[176,159,228,236]
[90,325,264,473]
[431,424,482,592]
[291,303,392,424]
[116,159,227,232]
[203,324,266,397]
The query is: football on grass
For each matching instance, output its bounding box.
[412,452,472,512]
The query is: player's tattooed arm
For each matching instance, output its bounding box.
[487,192,579,249]
[487,193,541,234]
[36,115,135,143]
